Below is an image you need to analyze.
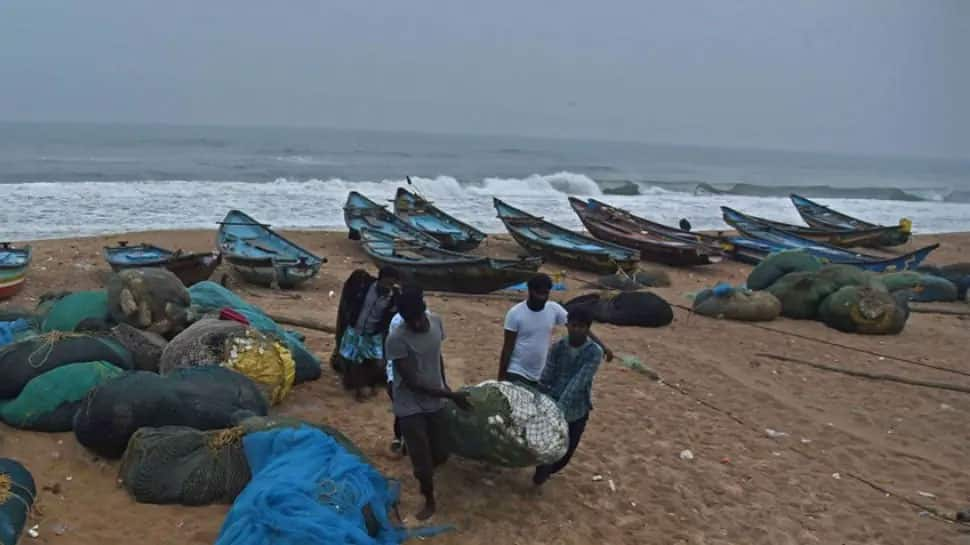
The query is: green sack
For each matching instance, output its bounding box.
[693,289,781,321]
[40,290,110,332]
[443,381,568,468]
[0,361,124,432]
[747,250,823,291]
[767,265,882,320]
[818,286,909,334]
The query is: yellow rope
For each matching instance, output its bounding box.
[207,427,245,451]
[26,331,88,369]
[0,473,10,503]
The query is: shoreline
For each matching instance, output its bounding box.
[1,229,968,544]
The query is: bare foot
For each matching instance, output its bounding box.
[415,500,436,521]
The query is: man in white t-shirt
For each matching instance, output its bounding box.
[498,274,612,387]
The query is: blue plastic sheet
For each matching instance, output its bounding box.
[0,319,32,348]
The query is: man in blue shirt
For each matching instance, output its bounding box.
[533,306,604,486]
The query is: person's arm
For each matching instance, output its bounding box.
[538,341,563,394]
[394,357,469,409]
[498,329,518,380]
[587,331,614,362]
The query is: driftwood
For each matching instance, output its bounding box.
[756,353,970,395]
[265,313,337,335]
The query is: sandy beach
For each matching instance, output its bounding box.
[2,229,969,545]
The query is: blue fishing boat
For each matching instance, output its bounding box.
[359,228,543,294]
[721,206,909,248]
[720,207,937,272]
[393,186,486,251]
[217,210,324,288]
[790,194,911,245]
[494,198,640,274]
[0,243,31,300]
[103,242,222,286]
[343,191,440,246]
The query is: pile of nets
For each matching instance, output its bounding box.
[74,366,269,458]
[110,323,168,372]
[879,271,958,303]
[0,361,125,431]
[564,291,673,327]
[161,319,295,405]
[766,265,877,320]
[817,286,909,334]
[0,458,35,545]
[443,380,568,467]
[918,263,970,300]
[188,282,321,383]
[214,426,427,545]
[107,268,192,338]
[692,283,781,322]
[0,332,133,399]
[118,416,366,506]
[39,290,110,332]
[747,250,823,290]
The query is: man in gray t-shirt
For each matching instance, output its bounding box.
[385,291,470,521]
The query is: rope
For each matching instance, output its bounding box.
[0,473,35,513]
[208,427,245,451]
[670,302,970,378]
[22,331,88,369]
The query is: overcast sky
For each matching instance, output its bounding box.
[0,1,966,158]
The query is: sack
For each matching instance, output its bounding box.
[119,416,366,507]
[160,319,248,374]
[214,426,405,545]
[766,265,880,320]
[111,323,168,372]
[747,250,823,290]
[0,361,124,432]
[188,282,321,383]
[818,286,909,335]
[693,287,781,321]
[566,291,673,327]
[0,333,133,399]
[73,366,269,458]
[0,458,36,545]
[107,268,192,338]
[119,426,251,506]
[444,380,568,467]
[40,290,110,332]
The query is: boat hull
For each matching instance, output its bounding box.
[106,248,222,286]
[0,270,26,300]
[217,210,324,288]
[570,198,722,266]
[722,207,909,248]
[223,256,320,288]
[505,228,638,274]
[393,187,486,251]
[0,244,31,300]
[790,194,911,246]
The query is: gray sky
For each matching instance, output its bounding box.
[1,0,966,158]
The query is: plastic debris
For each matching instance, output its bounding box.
[28,525,40,538]
[608,479,616,492]
[592,475,604,482]
[917,491,937,499]
[765,428,788,438]
[832,473,841,480]
[679,449,694,461]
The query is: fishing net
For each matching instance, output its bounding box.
[879,272,923,293]
[767,265,881,320]
[107,268,192,338]
[119,416,367,507]
[0,458,35,545]
[0,361,124,432]
[160,319,248,374]
[0,320,35,349]
[0,332,133,399]
[747,249,823,291]
[443,380,568,467]
[214,426,435,545]
[223,331,296,405]
[188,282,321,383]
[693,286,781,322]
[73,366,269,459]
[39,290,110,333]
[110,323,168,372]
[818,286,909,335]
[566,291,673,327]
[119,426,251,506]
[882,272,958,302]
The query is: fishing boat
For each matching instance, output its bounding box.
[103,242,222,286]
[217,210,325,288]
[359,228,543,294]
[493,198,640,274]
[790,194,911,245]
[719,209,937,272]
[344,191,441,246]
[393,186,486,251]
[569,197,724,266]
[0,243,31,300]
[722,207,911,248]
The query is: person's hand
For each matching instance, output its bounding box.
[604,348,614,362]
[451,391,472,411]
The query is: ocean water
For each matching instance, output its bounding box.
[1,121,968,241]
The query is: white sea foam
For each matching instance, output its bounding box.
[2,174,970,241]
